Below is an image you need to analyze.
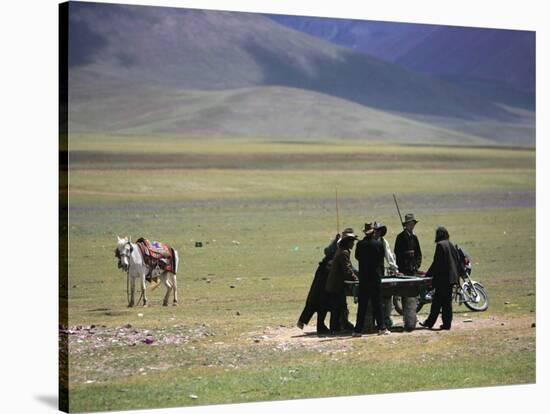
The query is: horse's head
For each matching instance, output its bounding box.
[115,236,132,272]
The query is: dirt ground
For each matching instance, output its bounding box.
[65,313,535,355]
[246,313,536,353]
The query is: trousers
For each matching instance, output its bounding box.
[354,283,386,333]
[424,283,453,328]
[328,292,347,332]
[298,293,329,331]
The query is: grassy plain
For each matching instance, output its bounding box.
[65,136,535,412]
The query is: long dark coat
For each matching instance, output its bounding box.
[394,229,422,274]
[355,236,385,285]
[306,237,338,303]
[298,237,338,325]
[353,236,387,332]
[426,239,460,288]
[303,263,330,311]
[423,239,461,329]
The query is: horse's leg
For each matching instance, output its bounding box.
[128,274,135,307]
[172,273,178,305]
[141,271,148,307]
[162,273,172,306]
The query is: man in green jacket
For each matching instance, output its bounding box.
[325,230,358,333]
[297,228,354,334]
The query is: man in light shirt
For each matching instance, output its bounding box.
[373,221,398,328]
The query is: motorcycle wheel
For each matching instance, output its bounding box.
[393,296,424,315]
[463,282,489,311]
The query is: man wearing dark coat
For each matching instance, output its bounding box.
[353,223,391,337]
[325,231,358,333]
[420,226,460,330]
[296,232,341,334]
[394,213,422,275]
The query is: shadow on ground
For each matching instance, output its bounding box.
[34,395,58,409]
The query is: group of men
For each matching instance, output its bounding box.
[297,213,462,336]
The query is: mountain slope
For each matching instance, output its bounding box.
[267,15,437,63]
[268,14,535,93]
[396,27,536,93]
[69,2,515,120]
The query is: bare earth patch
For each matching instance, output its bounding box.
[247,314,535,352]
[64,314,535,356]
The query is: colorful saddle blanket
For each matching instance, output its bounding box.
[136,238,176,273]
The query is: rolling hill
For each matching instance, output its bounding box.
[69,82,496,144]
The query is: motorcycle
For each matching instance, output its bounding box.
[393,246,489,314]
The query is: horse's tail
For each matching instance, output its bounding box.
[173,249,179,275]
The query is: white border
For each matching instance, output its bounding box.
[1,1,545,413]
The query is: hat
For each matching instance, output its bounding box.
[403,213,418,224]
[339,228,358,244]
[339,232,358,243]
[363,222,374,234]
[373,221,387,237]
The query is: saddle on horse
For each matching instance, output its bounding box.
[136,238,177,280]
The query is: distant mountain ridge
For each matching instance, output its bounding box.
[268,14,536,93]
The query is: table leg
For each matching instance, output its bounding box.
[402,296,418,331]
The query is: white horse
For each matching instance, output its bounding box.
[115,236,179,307]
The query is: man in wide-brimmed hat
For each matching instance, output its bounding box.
[353,223,391,336]
[394,213,422,275]
[325,229,358,333]
[297,228,354,334]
